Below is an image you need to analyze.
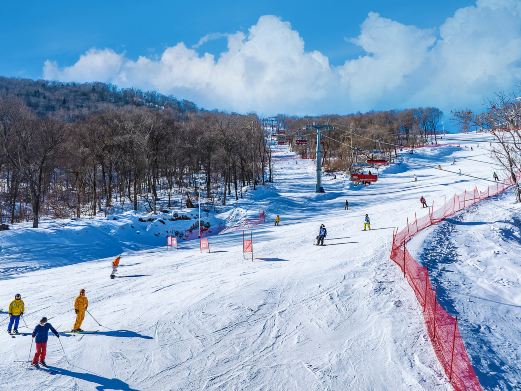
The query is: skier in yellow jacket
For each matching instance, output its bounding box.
[72,289,88,332]
[7,294,25,335]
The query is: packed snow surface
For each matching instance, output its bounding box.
[0,133,516,390]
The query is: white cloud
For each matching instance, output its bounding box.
[192,32,229,49]
[44,48,124,83]
[337,12,436,111]
[43,2,521,115]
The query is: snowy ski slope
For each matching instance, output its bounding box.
[0,133,512,390]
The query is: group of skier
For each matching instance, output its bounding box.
[2,257,119,369]
[3,288,89,368]
[313,193,437,245]
[315,213,372,245]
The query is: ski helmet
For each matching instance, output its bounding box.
[80,288,86,295]
[40,317,47,324]
[15,293,21,299]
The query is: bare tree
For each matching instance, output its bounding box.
[487,93,521,202]
[1,98,65,227]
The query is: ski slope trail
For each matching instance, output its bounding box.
[410,191,521,390]
[0,135,497,390]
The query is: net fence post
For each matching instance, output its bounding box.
[403,241,406,277]
[415,212,419,232]
[423,269,428,311]
[449,317,458,382]
[433,296,437,341]
[453,195,456,213]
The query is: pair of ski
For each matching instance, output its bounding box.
[8,331,30,338]
[29,363,57,374]
[64,330,99,335]
[16,360,56,374]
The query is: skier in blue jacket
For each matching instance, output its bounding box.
[31,317,59,368]
[316,224,327,246]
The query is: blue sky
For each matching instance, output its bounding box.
[1,0,520,115]
[1,0,473,77]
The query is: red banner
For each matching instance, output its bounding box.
[243,239,252,253]
[167,235,177,248]
[200,237,210,253]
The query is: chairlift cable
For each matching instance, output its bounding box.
[436,167,506,184]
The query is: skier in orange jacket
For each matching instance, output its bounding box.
[110,256,121,279]
[72,289,88,332]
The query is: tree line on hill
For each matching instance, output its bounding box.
[0,78,266,228]
[283,107,443,172]
[0,77,446,228]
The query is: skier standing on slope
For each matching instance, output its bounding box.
[32,317,59,368]
[363,214,371,231]
[420,196,428,208]
[274,215,281,226]
[493,172,499,181]
[110,255,121,279]
[72,289,88,332]
[316,224,327,246]
[7,293,24,335]
[344,200,349,210]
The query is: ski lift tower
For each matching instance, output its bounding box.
[308,123,333,193]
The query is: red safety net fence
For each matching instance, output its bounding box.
[219,210,265,234]
[391,178,516,391]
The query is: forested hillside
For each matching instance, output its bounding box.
[0,76,198,119]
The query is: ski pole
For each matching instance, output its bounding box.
[21,315,29,328]
[58,336,72,366]
[86,310,104,328]
[28,338,34,363]
[0,314,10,325]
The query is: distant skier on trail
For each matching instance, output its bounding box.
[363,214,371,231]
[420,196,428,208]
[7,293,24,335]
[344,200,349,210]
[316,224,327,246]
[31,317,59,368]
[275,215,281,226]
[493,172,499,181]
[110,255,121,279]
[72,289,88,332]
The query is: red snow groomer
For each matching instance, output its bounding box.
[350,172,378,185]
